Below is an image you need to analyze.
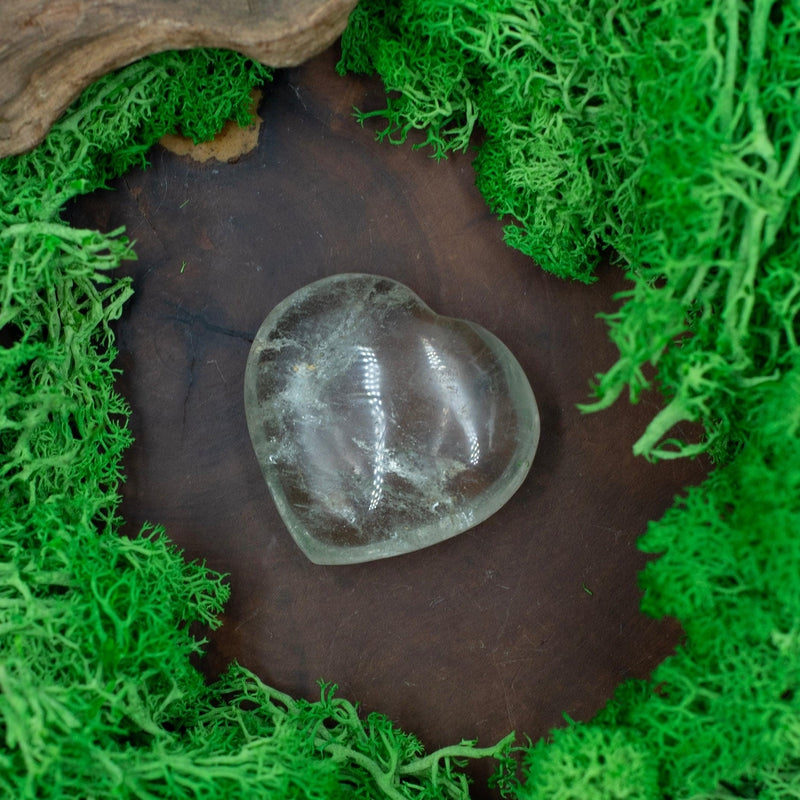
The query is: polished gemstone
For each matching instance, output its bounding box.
[244,274,540,564]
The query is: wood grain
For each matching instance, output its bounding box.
[0,0,357,157]
[65,47,709,798]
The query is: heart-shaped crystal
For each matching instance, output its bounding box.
[244,274,540,564]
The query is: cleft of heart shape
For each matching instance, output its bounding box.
[244,274,540,564]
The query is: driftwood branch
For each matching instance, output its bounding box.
[0,0,357,157]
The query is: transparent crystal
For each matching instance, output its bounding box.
[244,274,540,564]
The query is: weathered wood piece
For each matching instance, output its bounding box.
[0,0,357,157]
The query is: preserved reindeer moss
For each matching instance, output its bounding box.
[338,0,800,462]
[3,4,800,798]
[497,364,800,799]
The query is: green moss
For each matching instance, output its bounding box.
[4,4,800,798]
[339,0,800,461]
[490,364,800,799]
[512,725,660,800]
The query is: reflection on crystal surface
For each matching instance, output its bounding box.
[244,274,540,564]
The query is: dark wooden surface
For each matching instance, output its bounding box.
[67,46,708,796]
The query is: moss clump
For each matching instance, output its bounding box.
[339,0,800,462]
[498,364,800,798]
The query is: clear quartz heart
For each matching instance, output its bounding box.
[244,274,540,564]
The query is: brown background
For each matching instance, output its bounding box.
[67,46,708,796]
